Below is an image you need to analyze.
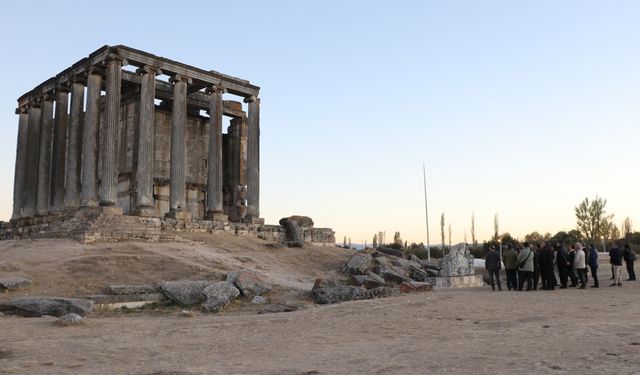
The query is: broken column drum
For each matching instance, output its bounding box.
[10,45,262,223]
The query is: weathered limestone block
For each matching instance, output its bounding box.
[0,276,32,291]
[439,243,475,277]
[55,313,85,326]
[344,253,373,275]
[159,280,214,306]
[202,281,240,313]
[376,264,410,284]
[0,297,94,317]
[108,284,160,295]
[399,281,434,293]
[278,215,314,229]
[311,285,368,305]
[282,220,303,248]
[226,270,272,297]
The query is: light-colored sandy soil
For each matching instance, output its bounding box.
[1,238,640,374]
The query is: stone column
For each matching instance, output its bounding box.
[166,74,191,220]
[50,87,69,212]
[244,95,262,223]
[135,65,159,216]
[36,94,54,215]
[98,55,123,212]
[64,79,85,209]
[205,85,227,221]
[80,70,102,208]
[11,106,30,219]
[22,100,42,217]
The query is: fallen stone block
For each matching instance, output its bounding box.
[376,265,410,284]
[0,297,94,317]
[258,302,301,314]
[279,215,314,229]
[399,281,434,293]
[226,270,272,297]
[364,271,386,289]
[0,276,32,291]
[202,281,240,313]
[55,313,84,326]
[365,287,400,299]
[160,280,215,306]
[344,253,372,275]
[311,285,368,305]
[108,284,160,295]
[376,247,404,258]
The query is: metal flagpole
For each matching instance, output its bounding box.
[423,162,431,261]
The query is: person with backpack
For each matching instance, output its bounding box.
[623,243,636,281]
[517,242,534,291]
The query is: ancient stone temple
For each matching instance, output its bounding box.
[2,45,334,245]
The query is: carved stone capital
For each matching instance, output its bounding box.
[88,65,105,76]
[206,83,227,95]
[243,95,257,103]
[30,97,42,107]
[136,65,163,76]
[105,53,127,66]
[170,73,192,85]
[15,106,29,115]
[55,82,71,93]
[43,91,55,101]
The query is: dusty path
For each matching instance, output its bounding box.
[2,283,640,374]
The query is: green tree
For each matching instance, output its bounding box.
[393,231,403,247]
[372,234,378,248]
[493,213,499,241]
[471,212,477,249]
[343,236,347,248]
[575,196,614,240]
[623,217,633,238]
[550,230,583,246]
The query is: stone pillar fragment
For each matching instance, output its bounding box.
[244,95,261,222]
[11,107,30,219]
[98,55,122,211]
[166,74,191,220]
[36,95,54,215]
[135,66,159,216]
[22,101,42,217]
[80,71,102,207]
[64,80,85,209]
[205,85,226,221]
[50,88,69,212]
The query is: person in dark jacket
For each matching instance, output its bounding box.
[623,243,636,281]
[485,245,502,291]
[540,241,556,290]
[567,244,578,287]
[609,243,624,286]
[588,243,599,288]
[502,244,518,291]
[555,242,569,288]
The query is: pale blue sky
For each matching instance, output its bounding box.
[1,1,638,244]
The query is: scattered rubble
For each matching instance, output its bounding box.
[0,276,32,291]
[0,297,94,317]
[55,313,84,326]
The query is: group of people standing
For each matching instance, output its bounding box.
[484,240,637,291]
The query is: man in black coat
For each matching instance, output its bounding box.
[555,242,569,289]
[485,245,502,291]
[623,243,636,281]
[540,241,556,290]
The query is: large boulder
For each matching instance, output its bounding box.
[365,287,400,299]
[406,262,428,282]
[159,280,215,306]
[344,253,372,275]
[0,297,94,317]
[0,276,32,291]
[202,282,240,313]
[226,270,272,297]
[349,272,385,289]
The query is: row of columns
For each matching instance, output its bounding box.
[12,55,260,221]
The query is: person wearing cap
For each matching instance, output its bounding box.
[485,245,502,291]
[573,242,587,289]
[502,244,519,291]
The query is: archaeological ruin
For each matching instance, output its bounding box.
[1,45,334,244]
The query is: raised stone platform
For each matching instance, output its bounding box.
[0,209,335,246]
[424,275,485,289]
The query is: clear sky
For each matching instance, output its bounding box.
[0,1,638,245]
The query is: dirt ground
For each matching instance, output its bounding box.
[1,238,640,374]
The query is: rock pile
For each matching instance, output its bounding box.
[160,270,272,314]
[312,248,434,305]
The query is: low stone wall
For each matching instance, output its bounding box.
[0,209,335,245]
